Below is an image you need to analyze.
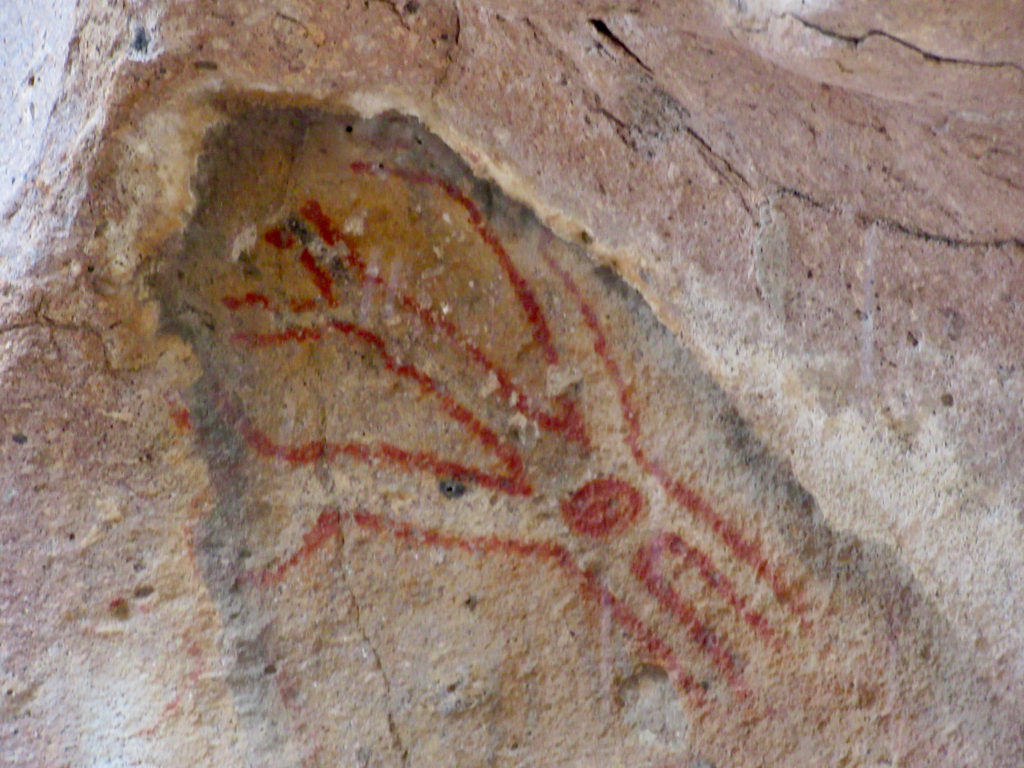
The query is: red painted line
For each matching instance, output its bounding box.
[542,252,805,619]
[250,509,342,586]
[264,226,295,249]
[349,163,559,365]
[395,294,589,446]
[321,318,527,482]
[229,295,537,493]
[289,298,319,313]
[298,201,341,246]
[232,326,324,346]
[291,198,589,447]
[633,542,749,695]
[338,507,706,705]
[228,351,532,496]
[651,533,780,648]
[238,419,531,496]
[298,248,337,307]
[222,292,273,311]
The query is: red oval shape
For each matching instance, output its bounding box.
[561,477,644,539]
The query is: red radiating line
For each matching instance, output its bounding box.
[542,252,805,619]
[293,197,588,446]
[230,317,531,494]
[349,163,558,366]
[298,248,337,307]
[222,292,273,310]
[298,200,342,247]
[231,317,529,492]
[329,318,524,479]
[330,507,707,705]
[632,542,749,695]
[237,419,530,496]
[646,533,780,648]
[250,508,343,586]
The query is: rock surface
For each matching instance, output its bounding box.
[2,1,1023,766]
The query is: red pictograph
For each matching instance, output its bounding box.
[205,159,812,715]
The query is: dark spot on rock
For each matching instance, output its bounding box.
[440,478,467,498]
[940,393,954,407]
[345,124,353,133]
[906,330,918,347]
[133,585,155,599]
[942,308,965,341]
[580,230,593,244]
[403,0,420,13]
[463,595,478,610]
[26,74,34,87]
[109,597,131,620]
[130,26,150,54]
[68,532,75,541]
[329,256,347,279]
[286,215,311,244]
[264,663,277,675]
[806,269,813,279]
[193,60,218,70]
[12,433,27,445]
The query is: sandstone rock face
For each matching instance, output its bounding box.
[2,2,1023,766]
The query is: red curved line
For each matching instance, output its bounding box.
[249,508,343,587]
[295,198,589,447]
[348,163,558,365]
[542,252,806,618]
[231,320,531,495]
[335,507,707,706]
[239,420,530,496]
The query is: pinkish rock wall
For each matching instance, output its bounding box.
[2,1,1022,766]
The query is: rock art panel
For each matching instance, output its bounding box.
[152,108,1016,766]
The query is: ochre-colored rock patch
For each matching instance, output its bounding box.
[146,110,1008,766]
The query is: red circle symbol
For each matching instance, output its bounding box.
[561,477,644,539]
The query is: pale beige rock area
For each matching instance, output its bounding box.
[2,1,1023,766]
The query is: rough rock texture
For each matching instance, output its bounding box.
[2,1,1023,766]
